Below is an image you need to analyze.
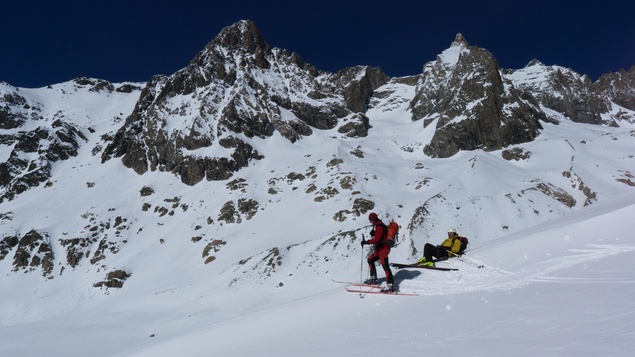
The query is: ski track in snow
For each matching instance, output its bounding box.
[393,243,635,297]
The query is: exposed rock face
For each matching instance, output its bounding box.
[2,24,631,197]
[0,90,87,202]
[409,34,633,159]
[101,20,384,186]
[334,66,389,113]
[0,91,30,129]
[594,66,635,120]
[410,34,546,158]
[0,235,19,261]
[59,238,91,268]
[11,230,55,277]
[202,239,227,264]
[507,60,610,125]
[0,78,139,203]
[93,269,131,288]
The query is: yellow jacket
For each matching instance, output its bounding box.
[439,234,463,254]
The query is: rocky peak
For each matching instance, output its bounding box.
[168,20,273,92]
[451,33,469,48]
[594,65,635,113]
[101,20,375,186]
[508,62,610,125]
[213,19,270,57]
[526,59,545,68]
[410,35,545,158]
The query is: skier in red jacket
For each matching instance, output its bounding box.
[361,212,395,292]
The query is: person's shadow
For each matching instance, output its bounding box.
[393,269,421,285]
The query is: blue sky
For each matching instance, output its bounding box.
[2,0,634,88]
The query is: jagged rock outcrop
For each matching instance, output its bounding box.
[3,23,631,195]
[0,93,87,202]
[11,229,55,277]
[410,34,546,158]
[594,65,635,121]
[102,20,382,186]
[331,66,389,113]
[507,60,611,125]
[0,78,139,203]
[93,269,131,288]
[0,90,31,129]
[0,235,18,261]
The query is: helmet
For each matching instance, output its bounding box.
[368,212,378,222]
[447,227,457,233]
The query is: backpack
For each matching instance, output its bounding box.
[453,236,469,255]
[385,221,400,248]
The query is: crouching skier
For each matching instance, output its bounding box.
[360,212,395,293]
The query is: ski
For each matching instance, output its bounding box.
[331,279,382,289]
[345,288,418,296]
[391,262,458,271]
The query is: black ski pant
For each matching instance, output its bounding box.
[423,243,449,261]
[368,255,394,285]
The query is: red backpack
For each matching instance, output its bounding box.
[453,236,469,255]
[385,221,400,248]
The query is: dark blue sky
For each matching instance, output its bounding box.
[2,0,634,88]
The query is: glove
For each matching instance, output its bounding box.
[360,239,367,246]
[370,229,375,236]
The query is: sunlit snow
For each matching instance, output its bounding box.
[1,66,634,357]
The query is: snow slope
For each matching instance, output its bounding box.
[2,195,634,356]
[113,196,635,356]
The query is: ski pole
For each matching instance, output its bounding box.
[447,249,484,268]
[360,234,365,284]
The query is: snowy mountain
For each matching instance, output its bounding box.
[1,20,635,356]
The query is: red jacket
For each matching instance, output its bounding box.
[367,219,390,256]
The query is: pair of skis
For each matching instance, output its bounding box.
[390,262,459,271]
[333,258,461,296]
[332,279,419,296]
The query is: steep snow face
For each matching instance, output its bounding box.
[433,33,470,71]
[506,60,581,88]
[437,40,469,69]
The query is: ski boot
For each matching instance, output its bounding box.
[381,283,397,293]
[363,276,378,285]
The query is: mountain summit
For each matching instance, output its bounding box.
[213,19,270,65]
[451,33,469,47]
[101,20,387,185]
